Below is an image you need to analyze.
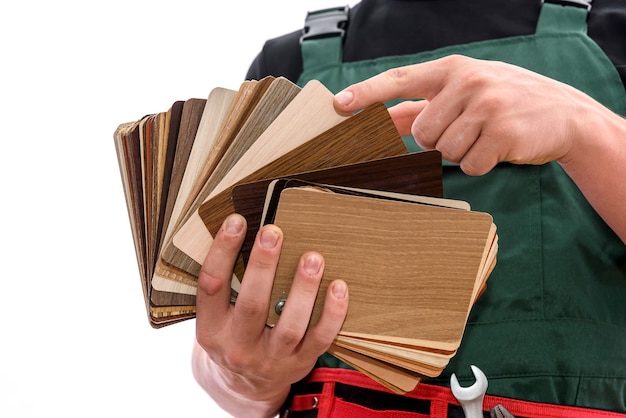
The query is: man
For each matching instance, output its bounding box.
[193,1,626,416]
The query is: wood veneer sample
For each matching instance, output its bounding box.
[266,188,496,348]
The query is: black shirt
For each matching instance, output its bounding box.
[246,0,626,85]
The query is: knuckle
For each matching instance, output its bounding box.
[460,68,491,90]
[306,331,333,355]
[435,140,460,163]
[235,297,265,319]
[274,326,304,348]
[411,122,433,148]
[382,66,412,91]
[460,154,493,176]
[247,255,277,272]
[197,269,225,296]
[452,60,493,88]
[459,159,481,176]
[222,347,251,371]
[295,277,322,298]
[442,54,469,66]
[473,93,505,114]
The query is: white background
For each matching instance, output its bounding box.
[0,1,355,417]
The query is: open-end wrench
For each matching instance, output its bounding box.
[450,365,488,418]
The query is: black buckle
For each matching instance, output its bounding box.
[542,0,592,12]
[300,6,349,44]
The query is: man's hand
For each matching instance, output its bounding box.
[194,214,348,417]
[334,54,587,175]
[333,54,626,242]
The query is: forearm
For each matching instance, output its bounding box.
[192,340,289,418]
[558,102,626,244]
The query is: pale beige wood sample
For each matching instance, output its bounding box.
[172,79,350,266]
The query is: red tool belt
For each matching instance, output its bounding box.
[282,368,626,418]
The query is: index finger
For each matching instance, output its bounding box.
[333,56,453,113]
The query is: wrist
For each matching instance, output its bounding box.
[192,340,290,418]
[556,91,624,167]
[556,100,626,243]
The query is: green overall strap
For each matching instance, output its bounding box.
[300,6,347,74]
[536,0,590,33]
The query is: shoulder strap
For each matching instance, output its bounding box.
[536,0,592,33]
[300,6,349,72]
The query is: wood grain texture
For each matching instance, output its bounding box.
[148,111,167,278]
[200,102,407,237]
[174,78,273,233]
[114,79,502,387]
[115,97,211,326]
[148,101,204,324]
[139,115,155,279]
[266,188,496,348]
[172,101,406,273]
[114,120,147,295]
[334,336,452,369]
[183,77,301,230]
[267,186,497,393]
[158,99,201,266]
[329,344,423,394]
[155,89,236,294]
[114,117,151,321]
[332,337,450,379]
[232,151,444,267]
[171,79,351,270]
[162,78,302,274]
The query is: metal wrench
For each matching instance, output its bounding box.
[450,365,488,418]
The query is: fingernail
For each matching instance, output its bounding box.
[224,215,244,234]
[260,228,279,249]
[334,90,354,106]
[304,253,322,275]
[332,281,347,299]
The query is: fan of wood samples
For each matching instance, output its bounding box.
[113,75,499,394]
